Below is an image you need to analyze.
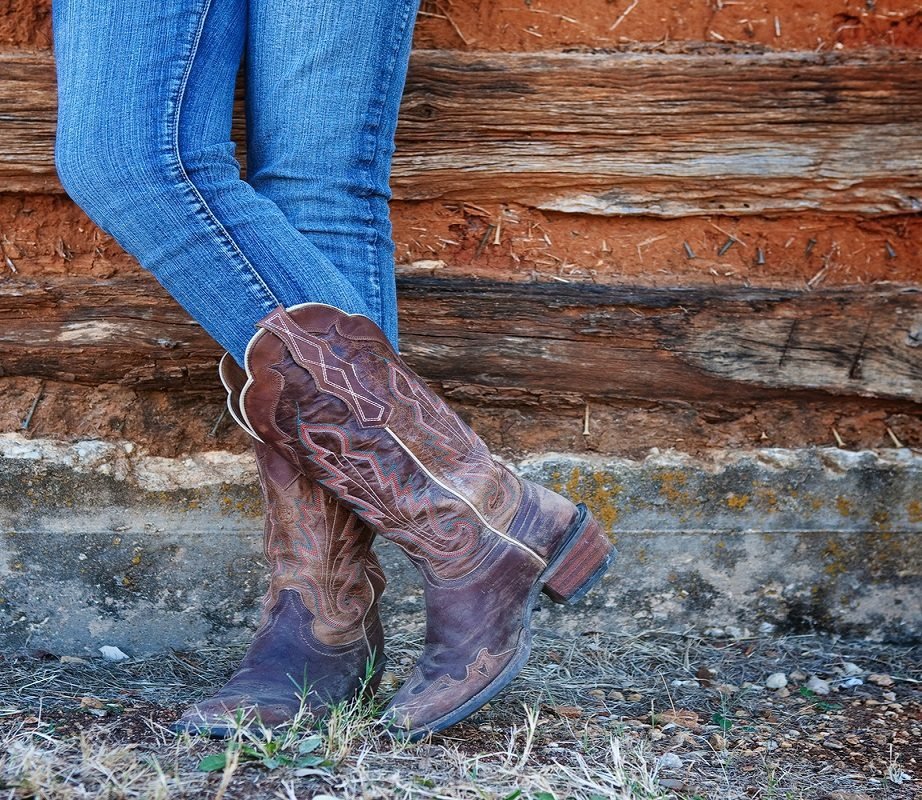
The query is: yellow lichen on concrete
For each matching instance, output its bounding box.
[871,510,890,531]
[565,467,581,502]
[560,467,621,532]
[755,488,779,512]
[801,494,825,512]
[588,471,621,530]
[725,493,750,511]
[654,470,693,507]
[908,500,922,524]
[835,496,853,517]
[822,538,850,577]
[219,492,262,517]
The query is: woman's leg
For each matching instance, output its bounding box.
[52,0,374,365]
[244,0,421,350]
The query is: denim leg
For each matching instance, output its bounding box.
[244,0,422,352]
[52,0,373,365]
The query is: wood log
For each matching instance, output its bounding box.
[1,275,919,404]
[1,48,920,216]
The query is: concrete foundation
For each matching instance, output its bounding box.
[1,433,919,654]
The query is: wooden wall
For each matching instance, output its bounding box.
[0,0,920,459]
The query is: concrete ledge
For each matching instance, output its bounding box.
[1,434,919,653]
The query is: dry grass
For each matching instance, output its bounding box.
[1,624,919,799]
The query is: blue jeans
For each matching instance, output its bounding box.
[51,0,420,365]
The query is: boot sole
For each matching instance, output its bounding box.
[393,503,615,741]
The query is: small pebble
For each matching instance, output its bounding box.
[98,645,129,662]
[868,673,894,687]
[806,675,831,695]
[765,672,788,690]
[657,752,683,770]
[842,662,862,676]
[659,778,689,791]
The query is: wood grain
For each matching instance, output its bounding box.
[2,48,920,216]
[1,275,919,403]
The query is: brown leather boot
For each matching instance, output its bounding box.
[236,303,616,740]
[170,354,386,738]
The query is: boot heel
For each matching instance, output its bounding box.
[541,506,616,605]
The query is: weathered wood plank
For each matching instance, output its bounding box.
[2,49,920,215]
[0,275,919,403]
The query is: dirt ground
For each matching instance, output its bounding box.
[5,0,922,50]
[1,622,918,799]
[412,0,922,52]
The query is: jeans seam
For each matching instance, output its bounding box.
[358,0,417,328]
[169,0,280,312]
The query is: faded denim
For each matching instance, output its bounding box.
[51,0,420,364]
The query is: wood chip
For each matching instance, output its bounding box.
[657,708,702,731]
[549,705,583,718]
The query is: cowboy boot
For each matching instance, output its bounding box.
[236,303,616,740]
[170,354,386,737]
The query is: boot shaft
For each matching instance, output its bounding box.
[220,353,384,647]
[239,305,588,581]
[255,305,524,530]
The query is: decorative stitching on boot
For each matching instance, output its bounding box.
[259,308,390,426]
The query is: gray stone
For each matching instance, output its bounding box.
[1,434,920,653]
[765,672,788,689]
[806,675,831,695]
[657,753,683,770]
